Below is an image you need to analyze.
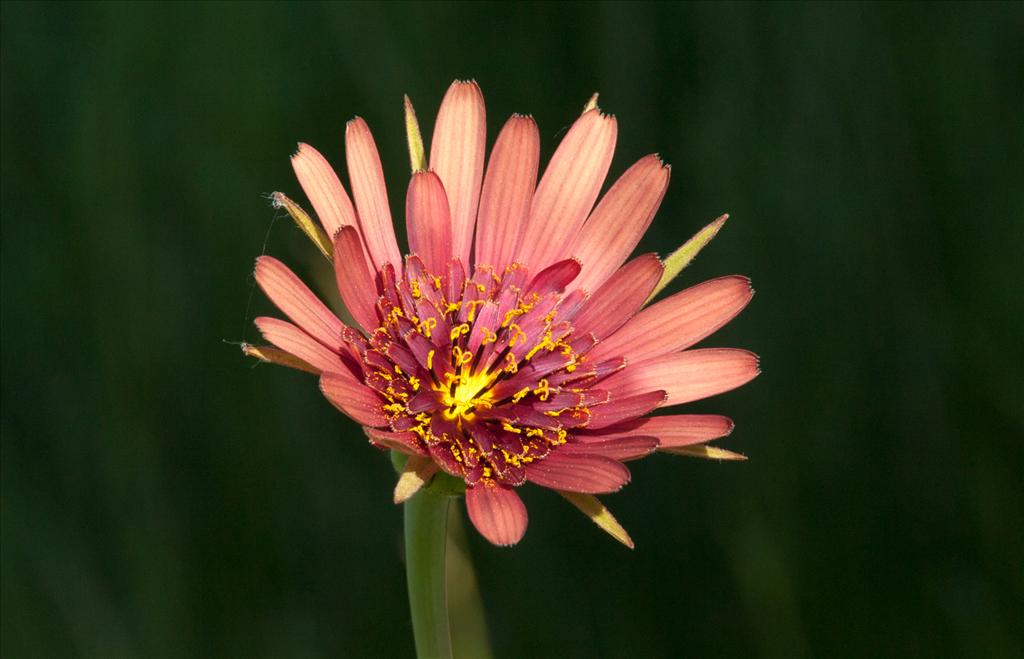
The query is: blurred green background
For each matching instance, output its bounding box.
[3,2,1022,657]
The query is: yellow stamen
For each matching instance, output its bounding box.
[449,323,470,341]
[533,378,551,401]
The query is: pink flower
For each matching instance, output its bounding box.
[244,81,758,547]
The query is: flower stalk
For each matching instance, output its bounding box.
[405,488,453,659]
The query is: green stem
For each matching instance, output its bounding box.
[404,489,453,659]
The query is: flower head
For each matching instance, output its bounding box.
[244,81,758,547]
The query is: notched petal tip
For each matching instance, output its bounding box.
[290,141,313,160]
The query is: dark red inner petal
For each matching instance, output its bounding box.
[345,255,646,487]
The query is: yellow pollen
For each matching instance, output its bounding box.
[451,345,472,367]
[427,349,435,370]
[466,299,484,321]
[410,280,422,298]
[436,370,493,420]
[507,323,525,347]
[533,379,551,401]
[449,323,470,341]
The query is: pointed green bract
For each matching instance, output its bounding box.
[241,343,317,374]
[271,191,333,260]
[647,213,729,302]
[395,455,438,504]
[558,490,634,549]
[663,444,747,461]
[404,94,427,173]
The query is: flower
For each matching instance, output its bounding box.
[244,80,758,547]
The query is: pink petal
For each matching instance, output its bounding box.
[527,258,581,296]
[319,371,388,427]
[465,482,528,546]
[580,414,734,448]
[345,118,403,272]
[561,436,658,462]
[525,451,630,494]
[254,256,346,352]
[405,171,453,274]
[291,143,358,238]
[589,276,754,363]
[363,428,428,456]
[572,254,663,340]
[586,390,667,429]
[600,349,760,406]
[254,316,348,375]
[571,155,670,292]
[474,115,540,272]
[333,226,380,333]
[429,80,486,266]
[517,109,617,271]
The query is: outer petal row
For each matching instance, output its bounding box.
[254,256,347,353]
[589,275,754,363]
[517,108,618,272]
[291,143,358,239]
[406,171,454,275]
[474,115,540,272]
[601,348,760,406]
[430,80,486,266]
[465,482,528,546]
[579,414,735,448]
[573,253,662,340]
[346,118,403,272]
[571,155,670,292]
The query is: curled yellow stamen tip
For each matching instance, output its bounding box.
[449,323,470,341]
[404,94,426,173]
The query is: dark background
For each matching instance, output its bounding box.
[3,2,1022,657]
